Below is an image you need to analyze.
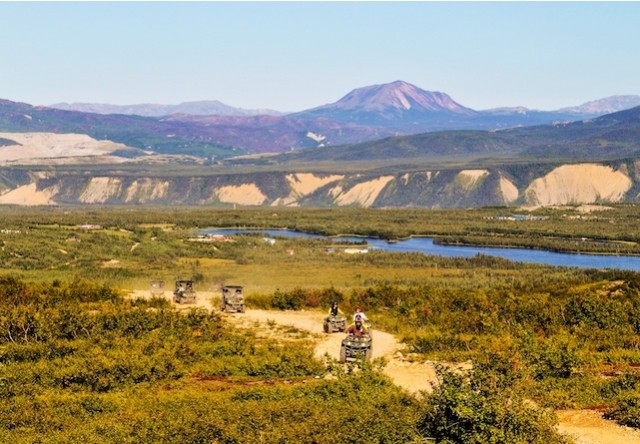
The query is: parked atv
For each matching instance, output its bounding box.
[221,285,245,313]
[323,314,347,333]
[150,280,165,298]
[339,334,372,363]
[173,280,196,304]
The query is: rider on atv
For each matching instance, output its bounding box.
[328,301,345,317]
[353,306,368,322]
[346,316,369,338]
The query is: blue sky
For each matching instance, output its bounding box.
[1,2,639,112]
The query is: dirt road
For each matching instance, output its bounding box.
[130,289,640,444]
[224,307,439,394]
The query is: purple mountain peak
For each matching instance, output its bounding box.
[328,80,475,114]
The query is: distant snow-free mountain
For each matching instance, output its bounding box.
[557,95,640,115]
[49,100,284,117]
[291,81,640,131]
[291,80,477,128]
[309,80,475,114]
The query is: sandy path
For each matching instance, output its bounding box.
[129,289,437,393]
[224,307,438,394]
[128,289,640,443]
[557,410,640,444]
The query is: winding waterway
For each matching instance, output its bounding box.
[202,229,640,271]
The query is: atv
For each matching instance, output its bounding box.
[173,280,196,304]
[150,280,165,298]
[339,334,372,363]
[221,285,245,313]
[323,314,347,333]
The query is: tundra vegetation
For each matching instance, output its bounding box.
[2,205,640,442]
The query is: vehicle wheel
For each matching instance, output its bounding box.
[240,305,245,313]
[323,322,330,333]
[365,349,372,361]
[339,347,346,363]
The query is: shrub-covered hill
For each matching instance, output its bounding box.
[0,276,572,443]
[0,277,417,443]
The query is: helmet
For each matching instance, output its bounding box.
[332,301,338,307]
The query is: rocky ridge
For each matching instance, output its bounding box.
[0,163,637,208]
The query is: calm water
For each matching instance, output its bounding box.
[202,229,640,271]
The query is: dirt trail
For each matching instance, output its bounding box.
[129,289,640,444]
[556,410,640,444]
[224,307,438,394]
[131,289,438,392]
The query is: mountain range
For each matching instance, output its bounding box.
[50,100,284,117]
[49,81,640,121]
[3,81,640,209]
[1,81,639,158]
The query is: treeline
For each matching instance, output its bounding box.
[2,205,640,255]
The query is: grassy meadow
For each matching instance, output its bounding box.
[2,205,640,442]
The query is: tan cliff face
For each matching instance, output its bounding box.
[524,164,632,207]
[0,183,58,205]
[0,162,637,208]
[333,176,394,207]
[124,179,170,203]
[213,184,267,206]
[79,177,123,204]
[499,176,519,205]
[272,174,344,206]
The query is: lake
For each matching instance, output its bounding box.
[202,229,640,271]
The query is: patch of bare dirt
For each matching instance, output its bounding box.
[557,410,640,444]
[525,164,632,207]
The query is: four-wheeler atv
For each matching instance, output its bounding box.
[150,280,165,297]
[221,285,245,313]
[173,280,196,304]
[323,314,347,333]
[339,334,372,363]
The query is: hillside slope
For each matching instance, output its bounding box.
[272,106,640,164]
[0,99,245,158]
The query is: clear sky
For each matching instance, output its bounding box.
[1,2,639,112]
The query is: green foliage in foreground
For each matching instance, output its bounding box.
[253,266,640,426]
[605,393,640,429]
[420,363,571,444]
[0,277,573,443]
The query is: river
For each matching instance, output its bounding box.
[201,229,640,271]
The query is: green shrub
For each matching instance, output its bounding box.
[270,288,306,310]
[418,365,570,444]
[605,393,640,428]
